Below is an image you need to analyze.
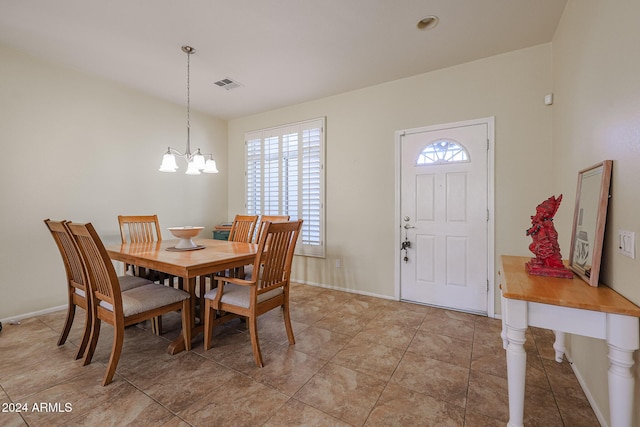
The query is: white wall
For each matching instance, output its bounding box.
[0,44,228,320]
[228,43,555,309]
[552,1,640,425]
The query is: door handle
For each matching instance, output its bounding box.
[403,224,415,229]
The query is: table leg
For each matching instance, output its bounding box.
[504,297,528,427]
[501,292,508,350]
[167,276,201,355]
[553,330,565,363]
[606,314,639,427]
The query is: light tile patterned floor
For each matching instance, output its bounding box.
[0,283,599,426]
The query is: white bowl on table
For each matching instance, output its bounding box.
[167,226,204,249]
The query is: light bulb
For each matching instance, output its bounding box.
[192,150,206,170]
[185,160,201,175]
[203,159,219,173]
[159,152,178,172]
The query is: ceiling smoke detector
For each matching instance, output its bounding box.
[214,78,242,90]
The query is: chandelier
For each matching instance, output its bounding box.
[159,45,219,175]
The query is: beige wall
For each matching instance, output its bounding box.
[552,1,640,424]
[0,44,228,320]
[4,2,638,421]
[229,43,555,307]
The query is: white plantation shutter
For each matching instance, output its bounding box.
[245,118,325,257]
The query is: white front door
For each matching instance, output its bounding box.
[399,119,491,314]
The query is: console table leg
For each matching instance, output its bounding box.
[501,295,508,350]
[506,325,527,427]
[606,313,639,427]
[607,345,634,427]
[553,330,565,363]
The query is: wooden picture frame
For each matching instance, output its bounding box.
[568,160,612,287]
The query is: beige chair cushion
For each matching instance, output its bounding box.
[204,283,283,308]
[75,275,150,297]
[100,284,189,316]
[118,275,153,291]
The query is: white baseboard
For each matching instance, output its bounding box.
[0,305,66,324]
[564,349,609,427]
[291,279,398,301]
[1,282,394,326]
[293,280,503,319]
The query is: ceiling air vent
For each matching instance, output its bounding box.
[214,78,242,91]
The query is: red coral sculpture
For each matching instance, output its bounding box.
[525,195,573,278]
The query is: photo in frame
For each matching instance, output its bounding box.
[568,160,613,287]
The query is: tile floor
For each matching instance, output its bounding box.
[0,283,599,426]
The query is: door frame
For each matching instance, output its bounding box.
[394,117,496,317]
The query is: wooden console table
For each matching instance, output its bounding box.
[499,255,640,427]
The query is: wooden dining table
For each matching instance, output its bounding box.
[106,238,257,354]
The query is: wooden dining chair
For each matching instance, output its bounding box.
[242,215,291,280]
[254,215,291,244]
[227,214,259,243]
[117,214,162,277]
[213,214,259,281]
[203,220,303,367]
[44,219,93,360]
[118,214,177,334]
[44,219,153,360]
[68,222,191,386]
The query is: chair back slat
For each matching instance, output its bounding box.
[68,222,123,315]
[44,219,87,292]
[253,220,302,294]
[118,215,162,244]
[228,215,259,243]
[254,215,290,243]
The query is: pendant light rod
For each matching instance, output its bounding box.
[159,45,219,175]
[184,45,193,157]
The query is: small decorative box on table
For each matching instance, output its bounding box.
[212,223,232,241]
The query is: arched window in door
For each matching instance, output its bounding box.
[416,140,469,165]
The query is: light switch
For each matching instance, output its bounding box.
[618,230,636,259]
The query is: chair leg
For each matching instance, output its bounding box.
[248,315,263,367]
[102,319,125,386]
[75,306,92,360]
[181,300,192,351]
[151,316,163,335]
[203,299,214,351]
[282,302,296,345]
[82,317,101,366]
[198,276,206,324]
[58,301,75,346]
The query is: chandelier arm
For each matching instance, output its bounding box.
[166,147,186,157]
[167,147,215,159]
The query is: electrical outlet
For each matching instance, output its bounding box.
[618,230,636,259]
[335,259,341,268]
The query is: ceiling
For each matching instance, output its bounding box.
[0,0,566,120]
